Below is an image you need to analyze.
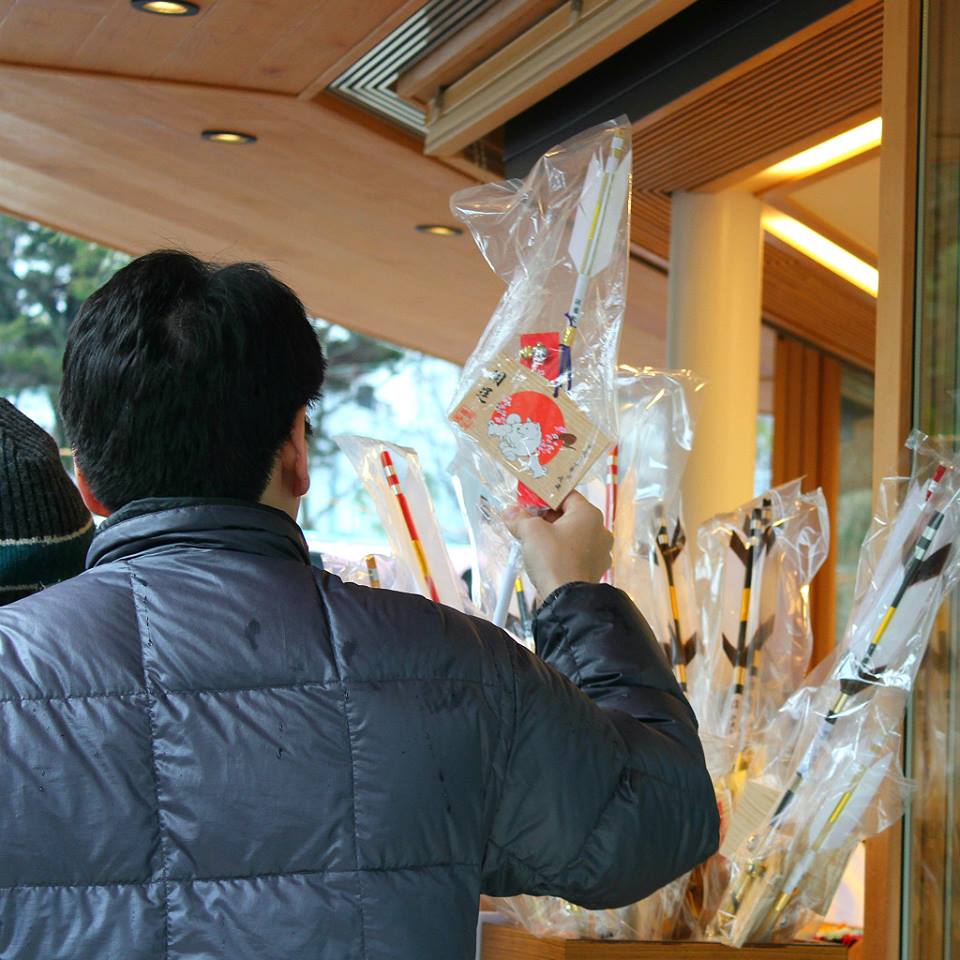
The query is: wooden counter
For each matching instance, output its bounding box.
[479,922,849,959]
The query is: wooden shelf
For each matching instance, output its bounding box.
[480,923,849,959]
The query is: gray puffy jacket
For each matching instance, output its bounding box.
[0,499,717,959]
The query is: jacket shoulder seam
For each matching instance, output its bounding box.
[311,573,369,960]
[127,564,173,958]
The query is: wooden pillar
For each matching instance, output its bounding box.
[667,191,764,538]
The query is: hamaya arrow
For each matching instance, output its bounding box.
[655,512,696,691]
[493,128,629,627]
[726,465,956,924]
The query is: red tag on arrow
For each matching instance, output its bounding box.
[519,332,561,383]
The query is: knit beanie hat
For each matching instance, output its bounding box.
[0,399,94,605]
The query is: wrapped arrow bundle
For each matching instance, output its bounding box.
[336,436,466,611]
[447,118,631,627]
[610,367,704,693]
[585,367,705,940]
[695,480,830,788]
[710,432,960,946]
[487,369,707,942]
[681,481,828,938]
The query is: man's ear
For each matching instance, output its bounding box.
[281,407,310,499]
[74,463,111,518]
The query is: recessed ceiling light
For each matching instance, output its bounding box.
[201,130,257,145]
[131,0,199,15]
[415,224,463,237]
[762,209,878,297]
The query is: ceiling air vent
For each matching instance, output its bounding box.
[328,0,496,134]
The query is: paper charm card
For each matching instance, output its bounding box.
[449,355,612,510]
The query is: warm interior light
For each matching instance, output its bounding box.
[201,130,257,145]
[762,118,882,182]
[762,210,878,297]
[415,224,463,237]
[132,0,199,15]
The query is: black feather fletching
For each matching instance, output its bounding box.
[912,543,951,585]
[838,665,887,698]
[722,634,740,667]
[729,530,750,566]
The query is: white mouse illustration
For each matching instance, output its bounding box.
[488,413,547,479]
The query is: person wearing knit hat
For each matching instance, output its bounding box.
[0,398,94,605]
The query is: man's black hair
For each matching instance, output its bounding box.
[61,250,325,509]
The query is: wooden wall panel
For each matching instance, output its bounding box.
[771,334,842,669]
[762,241,876,370]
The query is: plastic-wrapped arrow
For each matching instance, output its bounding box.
[447,118,631,626]
[679,480,828,940]
[336,435,466,611]
[711,431,960,945]
[694,480,829,793]
[317,552,417,593]
[609,367,704,692]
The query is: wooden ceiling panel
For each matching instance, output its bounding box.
[0,64,666,365]
[140,0,356,92]
[0,0,115,67]
[630,1,883,193]
[630,191,671,260]
[0,0,416,95]
[68,2,214,79]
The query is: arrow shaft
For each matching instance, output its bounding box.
[364,554,381,589]
[381,450,441,603]
[515,576,532,639]
[773,494,951,824]
[727,510,761,739]
[657,524,687,691]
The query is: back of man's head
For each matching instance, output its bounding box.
[61,251,325,511]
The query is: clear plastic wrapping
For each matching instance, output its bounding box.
[335,435,465,611]
[449,445,534,643]
[489,368,705,940]
[678,481,829,941]
[491,880,689,942]
[713,692,909,946]
[446,117,632,627]
[610,367,704,694]
[694,481,830,781]
[710,432,960,945]
[317,552,417,593]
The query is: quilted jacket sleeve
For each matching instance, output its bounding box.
[480,582,718,908]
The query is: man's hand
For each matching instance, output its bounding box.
[504,491,613,600]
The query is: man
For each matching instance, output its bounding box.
[0,398,93,604]
[0,251,717,959]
